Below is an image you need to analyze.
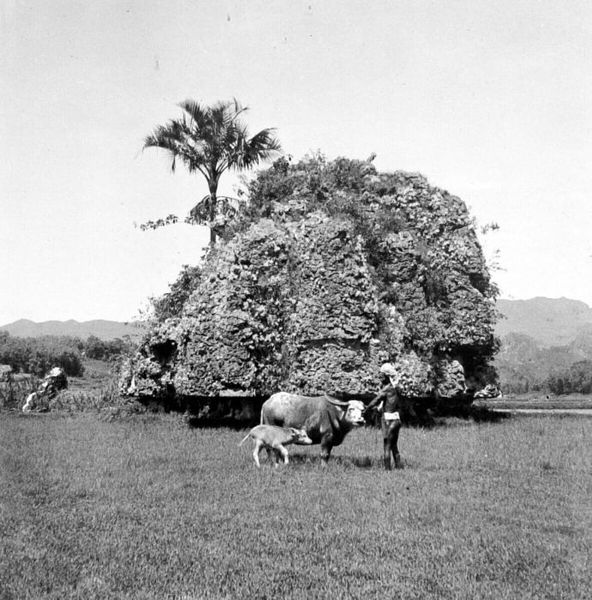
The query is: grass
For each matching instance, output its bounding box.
[68,359,116,393]
[1,413,590,599]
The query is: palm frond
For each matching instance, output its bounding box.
[143,121,191,172]
[142,98,282,243]
[178,99,210,130]
[229,98,249,122]
[233,127,282,169]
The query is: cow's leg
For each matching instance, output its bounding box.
[253,440,263,468]
[320,436,333,464]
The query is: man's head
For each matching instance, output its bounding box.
[380,362,401,387]
[380,362,397,377]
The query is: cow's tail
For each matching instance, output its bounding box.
[238,433,251,447]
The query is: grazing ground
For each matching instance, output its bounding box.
[1,413,590,599]
[68,359,115,393]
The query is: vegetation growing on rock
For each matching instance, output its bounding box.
[123,155,498,403]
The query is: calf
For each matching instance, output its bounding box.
[239,424,312,468]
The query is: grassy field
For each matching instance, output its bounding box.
[68,359,115,393]
[1,413,590,600]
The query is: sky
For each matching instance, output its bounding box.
[1,0,591,325]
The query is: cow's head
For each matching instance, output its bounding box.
[326,398,366,426]
[289,428,313,445]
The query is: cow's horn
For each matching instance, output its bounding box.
[324,395,349,407]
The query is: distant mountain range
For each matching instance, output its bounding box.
[495,297,592,346]
[493,297,592,392]
[0,319,146,341]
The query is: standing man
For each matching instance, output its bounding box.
[365,363,404,470]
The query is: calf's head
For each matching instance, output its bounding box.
[289,428,313,445]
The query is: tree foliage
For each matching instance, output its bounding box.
[0,333,136,377]
[546,360,592,395]
[0,334,84,377]
[150,264,203,323]
[495,331,592,395]
[84,335,136,361]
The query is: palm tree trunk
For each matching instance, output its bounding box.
[208,182,218,245]
[209,217,216,245]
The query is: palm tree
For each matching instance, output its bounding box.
[143,99,281,245]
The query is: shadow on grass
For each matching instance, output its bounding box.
[287,454,377,469]
[466,405,513,423]
[183,415,257,431]
[182,404,512,432]
[401,404,513,428]
[439,404,513,424]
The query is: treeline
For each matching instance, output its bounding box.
[83,335,135,361]
[495,331,592,396]
[498,360,592,396]
[546,360,592,395]
[0,332,135,377]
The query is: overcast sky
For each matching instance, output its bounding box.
[1,0,591,324]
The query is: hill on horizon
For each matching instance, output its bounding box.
[0,318,146,341]
[495,297,592,346]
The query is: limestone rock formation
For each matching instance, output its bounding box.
[124,156,498,404]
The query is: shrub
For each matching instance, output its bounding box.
[0,334,84,377]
